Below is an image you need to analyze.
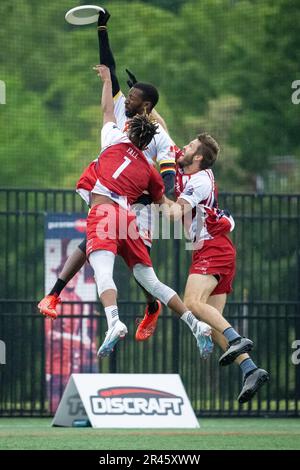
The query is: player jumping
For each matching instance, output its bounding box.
[38,9,176,341]
[77,64,213,359]
[160,135,269,403]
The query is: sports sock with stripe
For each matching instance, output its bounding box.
[239,358,257,378]
[104,305,119,329]
[181,311,199,335]
[223,327,241,344]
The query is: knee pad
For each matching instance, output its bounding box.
[133,264,176,306]
[89,250,117,297]
[95,273,117,297]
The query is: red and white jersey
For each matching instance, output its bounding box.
[113,92,176,174]
[77,122,164,210]
[175,166,235,244]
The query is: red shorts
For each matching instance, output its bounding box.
[86,203,152,269]
[190,235,236,295]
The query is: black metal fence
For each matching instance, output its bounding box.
[0,189,300,416]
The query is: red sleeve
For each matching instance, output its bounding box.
[175,145,183,162]
[148,166,165,202]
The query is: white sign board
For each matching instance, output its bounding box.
[52,374,199,428]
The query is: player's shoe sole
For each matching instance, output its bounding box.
[135,301,162,341]
[219,337,253,366]
[238,368,269,403]
[97,320,128,358]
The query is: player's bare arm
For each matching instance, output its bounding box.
[93,64,116,124]
[159,195,192,221]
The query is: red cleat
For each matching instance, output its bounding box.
[38,294,61,320]
[135,301,162,341]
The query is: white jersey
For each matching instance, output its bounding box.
[101,120,130,149]
[176,168,216,209]
[176,168,234,244]
[113,91,176,170]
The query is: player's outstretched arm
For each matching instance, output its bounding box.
[157,195,192,221]
[93,65,115,124]
[97,10,120,97]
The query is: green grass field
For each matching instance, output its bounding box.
[0,418,300,450]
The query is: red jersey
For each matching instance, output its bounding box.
[77,122,164,209]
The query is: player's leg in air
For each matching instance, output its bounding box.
[37,224,161,327]
[38,238,87,319]
[183,273,254,366]
[88,249,128,358]
[184,274,269,402]
[207,294,269,403]
[134,251,162,343]
[84,188,212,359]
[132,263,214,360]
[87,209,213,360]
[133,202,162,342]
[90,255,214,360]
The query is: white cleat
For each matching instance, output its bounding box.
[97,320,128,358]
[193,321,214,359]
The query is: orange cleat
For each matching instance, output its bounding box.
[135,300,162,341]
[38,294,61,320]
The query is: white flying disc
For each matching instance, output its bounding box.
[65,5,105,26]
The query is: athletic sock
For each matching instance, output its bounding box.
[181,311,199,335]
[223,327,241,344]
[104,305,119,329]
[240,358,257,378]
[147,300,159,315]
[49,278,66,296]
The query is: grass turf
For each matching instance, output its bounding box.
[0,418,300,450]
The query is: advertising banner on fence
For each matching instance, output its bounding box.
[44,213,98,413]
[52,374,200,428]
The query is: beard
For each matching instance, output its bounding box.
[178,152,195,168]
[125,108,136,118]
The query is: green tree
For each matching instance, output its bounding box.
[223,0,300,174]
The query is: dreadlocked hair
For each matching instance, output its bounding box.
[128,114,159,150]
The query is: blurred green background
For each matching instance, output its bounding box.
[1,1,300,419]
[0,0,299,192]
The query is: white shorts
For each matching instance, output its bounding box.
[132,203,156,249]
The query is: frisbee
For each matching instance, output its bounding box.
[65,5,105,26]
